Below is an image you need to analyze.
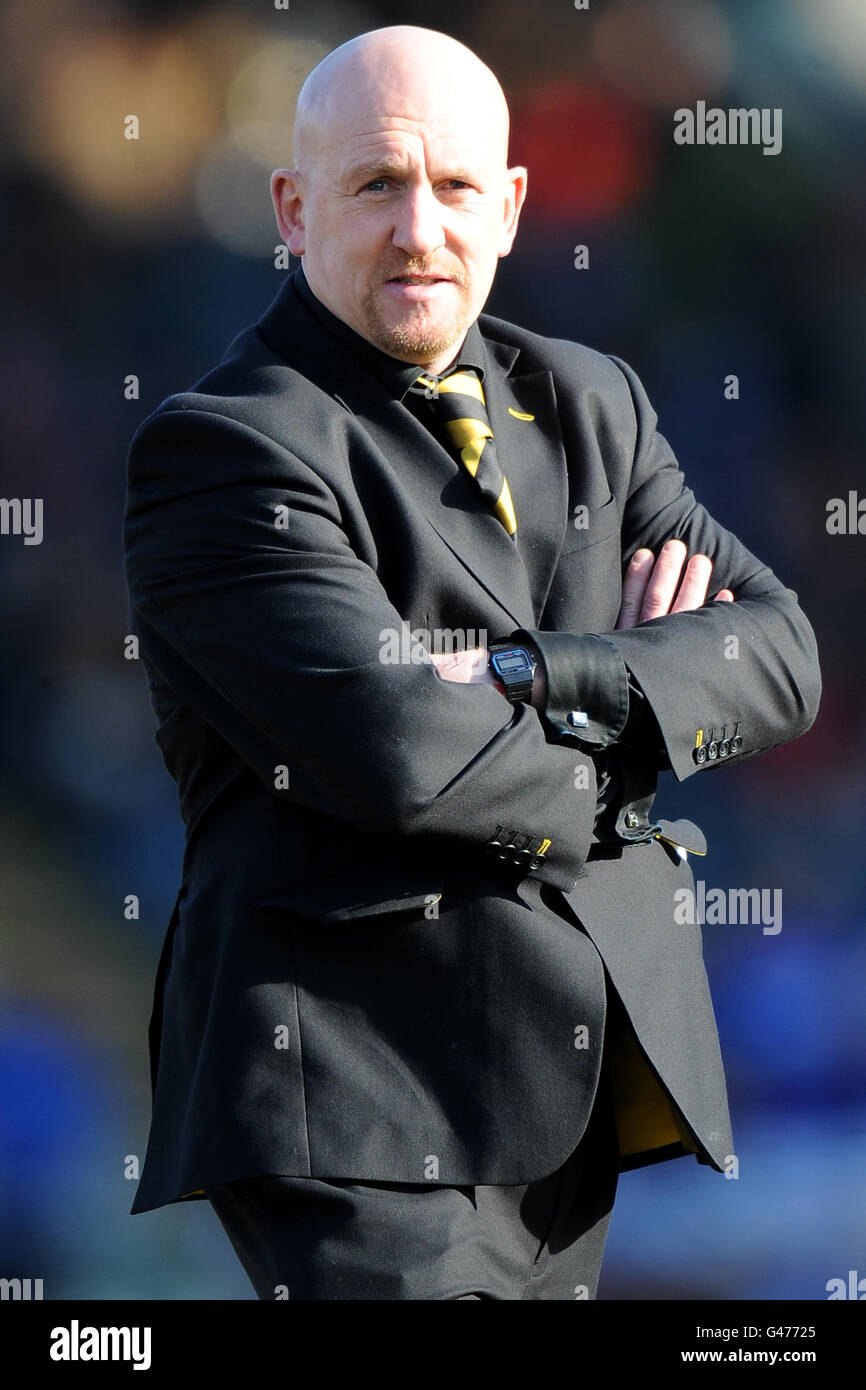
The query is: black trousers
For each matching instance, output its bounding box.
[205,1047,620,1301]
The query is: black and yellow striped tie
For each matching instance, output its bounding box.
[411,368,517,538]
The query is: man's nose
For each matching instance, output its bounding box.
[391,183,446,257]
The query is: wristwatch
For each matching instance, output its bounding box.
[488,641,537,704]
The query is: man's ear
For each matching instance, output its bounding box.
[271,169,305,255]
[498,165,528,258]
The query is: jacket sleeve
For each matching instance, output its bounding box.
[123,404,598,890]
[501,354,822,781]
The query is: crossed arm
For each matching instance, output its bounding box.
[430,539,735,709]
[125,367,820,890]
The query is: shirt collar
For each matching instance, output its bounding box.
[291,263,486,400]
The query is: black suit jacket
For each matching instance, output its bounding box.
[124,269,821,1215]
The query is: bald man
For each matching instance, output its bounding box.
[124,26,820,1299]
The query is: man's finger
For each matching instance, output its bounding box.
[429,646,490,683]
[669,553,712,614]
[714,590,734,602]
[616,548,655,630]
[639,538,687,622]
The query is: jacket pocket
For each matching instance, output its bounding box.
[252,861,444,924]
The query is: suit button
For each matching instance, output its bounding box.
[486,826,504,852]
[694,745,708,765]
[707,741,719,760]
[718,739,730,757]
[730,736,742,753]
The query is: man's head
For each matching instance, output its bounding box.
[271,26,527,374]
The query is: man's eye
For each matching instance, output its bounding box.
[363,179,389,192]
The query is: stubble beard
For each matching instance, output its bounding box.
[360,270,474,365]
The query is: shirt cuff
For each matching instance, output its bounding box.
[507,628,629,750]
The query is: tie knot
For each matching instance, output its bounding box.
[410,367,488,420]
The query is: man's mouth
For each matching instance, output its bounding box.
[388,275,450,284]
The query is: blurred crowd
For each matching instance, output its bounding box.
[0,0,863,1298]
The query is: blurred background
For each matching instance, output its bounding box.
[0,0,863,1299]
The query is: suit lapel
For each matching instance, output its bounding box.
[479,339,569,623]
[258,277,569,632]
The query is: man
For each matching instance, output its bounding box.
[123,26,821,1300]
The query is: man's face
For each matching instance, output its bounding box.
[273,77,526,373]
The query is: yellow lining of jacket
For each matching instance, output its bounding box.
[607,1011,698,1158]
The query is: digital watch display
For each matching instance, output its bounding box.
[488,643,536,704]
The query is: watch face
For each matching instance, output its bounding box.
[492,649,532,675]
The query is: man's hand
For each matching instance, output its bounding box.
[429,540,734,688]
[428,645,498,685]
[616,539,733,630]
